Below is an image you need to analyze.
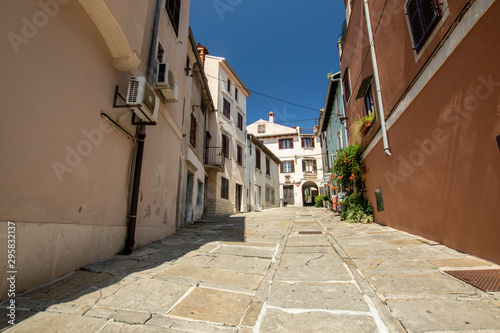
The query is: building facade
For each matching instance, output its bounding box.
[247,134,281,211]
[340,0,500,263]
[247,112,323,207]
[0,0,196,298]
[317,71,349,194]
[202,53,251,215]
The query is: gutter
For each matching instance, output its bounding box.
[122,0,162,254]
[363,0,391,156]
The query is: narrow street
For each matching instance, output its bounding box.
[2,207,500,332]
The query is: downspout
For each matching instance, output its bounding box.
[363,0,391,156]
[245,132,249,212]
[122,0,162,254]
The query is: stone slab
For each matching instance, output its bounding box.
[212,245,276,258]
[274,253,351,282]
[168,287,253,326]
[268,282,368,311]
[240,301,263,327]
[206,254,271,275]
[367,274,475,295]
[101,322,170,333]
[387,298,500,332]
[4,312,107,333]
[158,265,263,290]
[352,258,438,274]
[258,308,378,333]
[22,271,112,301]
[427,258,495,268]
[96,278,192,314]
[286,235,331,247]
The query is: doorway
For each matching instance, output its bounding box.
[283,185,294,206]
[235,184,242,212]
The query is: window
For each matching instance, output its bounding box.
[197,180,203,206]
[165,0,181,36]
[281,161,295,173]
[255,148,261,170]
[266,157,270,176]
[222,133,229,158]
[301,137,315,148]
[302,159,317,173]
[221,176,229,199]
[279,138,293,149]
[190,113,197,147]
[235,88,239,101]
[223,98,230,119]
[237,113,243,131]
[237,144,243,166]
[227,78,231,93]
[406,0,442,53]
[343,68,351,103]
[364,85,377,116]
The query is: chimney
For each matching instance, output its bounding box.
[269,111,274,123]
[197,43,209,68]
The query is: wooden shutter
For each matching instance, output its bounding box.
[301,138,305,148]
[190,113,197,147]
[313,160,317,172]
[279,140,283,149]
[291,161,295,173]
[311,137,315,148]
[290,139,294,148]
[302,159,305,172]
[280,163,284,173]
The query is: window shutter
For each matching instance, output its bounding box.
[291,161,295,173]
[302,159,305,172]
[407,0,425,49]
[301,138,304,148]
[311,138,315,148]
[313,160,317,172]
[290,139,294,148]
[280,163,284,173]
[279,140,283,149]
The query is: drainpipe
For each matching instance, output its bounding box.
[122,0,162,254]
[363,0,391,156]
[244,131,248,212]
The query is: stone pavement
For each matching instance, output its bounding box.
[1,207,500,332]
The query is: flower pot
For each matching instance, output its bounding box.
[360,122,372,135]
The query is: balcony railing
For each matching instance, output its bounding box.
[205,146,225,170]
[300,128,315,135]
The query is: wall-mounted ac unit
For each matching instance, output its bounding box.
[126,77,158,123]
[155,63,179,102]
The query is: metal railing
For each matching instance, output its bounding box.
[205,146,225,168]
[300,128,315,135]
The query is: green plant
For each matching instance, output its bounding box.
[315,195,328,207]
[362,112,375,124]
[341,193,374,223]
[332,145,363,193]
[349,117,363,144]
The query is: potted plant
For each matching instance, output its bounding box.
[360,113,375,135]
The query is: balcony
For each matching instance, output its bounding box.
[205,146,225,172]
[300,128,315,135]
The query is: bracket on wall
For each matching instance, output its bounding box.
[112,85,130,109]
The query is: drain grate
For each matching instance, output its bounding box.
[298,231,323,235]
[444,269,500,292]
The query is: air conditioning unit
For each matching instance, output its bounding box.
[126,77,158,123]
[155,63,179,102]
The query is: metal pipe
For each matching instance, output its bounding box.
[122,0,162,254]
[363,0,392,156]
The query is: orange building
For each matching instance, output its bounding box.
[340,0,500,263]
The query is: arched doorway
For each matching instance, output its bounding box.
[302,181,318,207]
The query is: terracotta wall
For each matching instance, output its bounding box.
[358,1,500,263]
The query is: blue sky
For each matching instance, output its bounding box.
[189,0,347,129]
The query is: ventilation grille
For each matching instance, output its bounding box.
[127,80,139,104]
[445,269,500,292]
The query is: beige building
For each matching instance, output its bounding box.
[247,112,323,207]
[0,0,198,298]
[201,52,251,215]
[247,134,281,211]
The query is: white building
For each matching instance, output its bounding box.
[201,50,251,215]
[247,112,323,207]
[247,134,281,211]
